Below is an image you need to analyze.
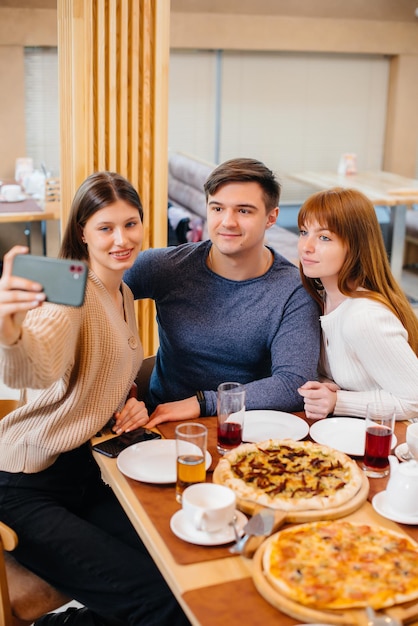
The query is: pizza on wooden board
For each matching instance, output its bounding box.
[262,520,418,610]
[214,439,364,511]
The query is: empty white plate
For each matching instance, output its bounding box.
[310,417,397,457]
[243,410,309,443]
[117,439,212,484]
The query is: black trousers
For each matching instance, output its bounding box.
[0,445,189,626]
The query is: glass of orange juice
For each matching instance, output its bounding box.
[175,422,207,503]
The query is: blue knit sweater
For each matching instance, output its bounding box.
[124,241,320,415]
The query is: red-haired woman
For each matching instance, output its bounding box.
[298,187,418,421]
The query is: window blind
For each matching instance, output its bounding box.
[24,46,60,176]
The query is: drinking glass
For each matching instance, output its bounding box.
[217,382,246,455]
[175,422,207,503]
[362,403,395,477]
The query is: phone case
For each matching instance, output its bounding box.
[92,429,161,457]
[12,255,88,307]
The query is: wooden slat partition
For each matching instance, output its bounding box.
[57,0,169,355]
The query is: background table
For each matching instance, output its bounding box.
[0,197,60,255]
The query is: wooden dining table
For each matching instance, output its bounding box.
[287,170,418,283]
[92,416,418,626]
[0,196,60,255]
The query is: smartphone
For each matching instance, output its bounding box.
[92,428,161,458]
[12,255,88,307]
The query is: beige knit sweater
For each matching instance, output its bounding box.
[0,272,143,473]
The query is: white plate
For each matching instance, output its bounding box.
[243,410,309,443]
[170,509,247,546]
[372,491,418,525]
[117,439,212,484]
[0,194,26,203]
[309,417,397,457]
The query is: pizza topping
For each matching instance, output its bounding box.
[214,439,365,511]
[263,521,418,610]
[215,439,363,511]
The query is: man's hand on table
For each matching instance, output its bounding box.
[147,396,200,429]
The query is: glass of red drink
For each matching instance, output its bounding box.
[362,403,395,477]
[217,382,246,455]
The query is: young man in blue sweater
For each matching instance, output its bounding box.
[123,158,320,430]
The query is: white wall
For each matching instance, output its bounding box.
[168,50,218,162]
[168,50,390,203]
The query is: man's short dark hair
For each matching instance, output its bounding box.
[204,158,281,212]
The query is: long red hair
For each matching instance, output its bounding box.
[297,187,418,354]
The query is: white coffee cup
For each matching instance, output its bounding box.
[2,184,21,202]
[406,422,418,460]
[182,483,236,533]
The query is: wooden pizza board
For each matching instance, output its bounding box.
[212,462,369,522]
[252,532,418,626]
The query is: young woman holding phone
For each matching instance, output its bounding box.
[0,172,188,625]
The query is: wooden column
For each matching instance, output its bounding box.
[384,54,418,178]
[57,0,169,355]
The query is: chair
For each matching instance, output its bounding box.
[0,521,72,626]
[0,521,17,626]
[135,355,156,401]
[0,401,70,624]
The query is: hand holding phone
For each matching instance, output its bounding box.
[12,254,88,307]
[92,428,161,458]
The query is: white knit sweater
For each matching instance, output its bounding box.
[0,272,143,472]
[320,297,418,420]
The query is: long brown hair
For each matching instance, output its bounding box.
[297,187,418,354]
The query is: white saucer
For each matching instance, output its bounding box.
[395,442,415,462]
[0,194,26,203]
[170,509,247,546]
[372,491,418,525]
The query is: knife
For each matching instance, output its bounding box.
[229,507,285,557]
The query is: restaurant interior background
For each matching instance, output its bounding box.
[0,4,417,619]
[0,0,417,261]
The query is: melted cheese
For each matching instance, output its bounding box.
[266,521,418,610]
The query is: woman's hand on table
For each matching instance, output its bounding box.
[112,398,150,434]
[147,396,200,429]
[298,380,339,420]
[0,245,46,346]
